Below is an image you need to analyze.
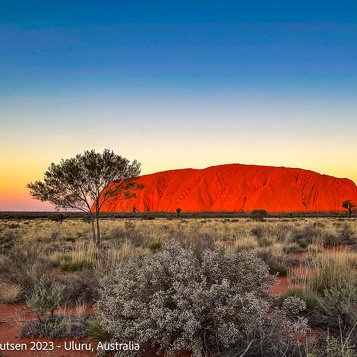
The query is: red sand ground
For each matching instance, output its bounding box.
[100,164,357,213]
[0,304,190,357]
[0,305,97,357]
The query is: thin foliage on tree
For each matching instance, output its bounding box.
[27,149,142,244]
[342,200,355,219]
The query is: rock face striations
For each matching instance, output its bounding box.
[100,164,357,213]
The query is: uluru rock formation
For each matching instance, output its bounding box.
[100,164,357,213]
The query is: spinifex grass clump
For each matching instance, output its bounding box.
[59,241,97,272]
[308,251,357,295]
[255,245,288,277]
[0,283,22,304]
[96,240,276,357]
[279,286,320,313]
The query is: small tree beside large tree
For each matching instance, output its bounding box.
[27,149,142,244]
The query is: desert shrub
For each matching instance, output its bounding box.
[96,240,276,357]
[307,285,357,356]
[7,222,21,229]
[251,223,296,245]
[313,334,357,357]
[20,314,91,339]
[0,229,18,252]
[0,244,53,299]
[48,213,67,224]
[268,264,288,277]
[169,231,215,257]
[292,224,325,246]
[60,258,94,272]
[316,285,357,332]
[109,226,146,247]
[176,208,182,217]
[88,317,112,341]
[251,209,268,221]
[255,246,288,277]
[338,223,356,244]
[322,233,343,247]
[324,284,357,312]
[250,225,283,247]
[307,244,323,256]
[59,270,99,307]
[298,240,309,249]
[225,297,309,357]
[251,224,267,239]
[147,241,161,253]
[274,223,296,243]
[26,274,62,321]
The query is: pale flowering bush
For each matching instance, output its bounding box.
[96,240,276,356]
[226,296,309,357]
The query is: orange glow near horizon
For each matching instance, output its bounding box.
[1,157,356,212]
[1,3,357,211]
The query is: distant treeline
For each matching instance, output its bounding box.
[0,210,350,220]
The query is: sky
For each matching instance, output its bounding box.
[0,1,356,211]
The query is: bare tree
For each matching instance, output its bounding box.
[27,149,142,244]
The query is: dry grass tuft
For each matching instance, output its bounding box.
[0,283,23,304]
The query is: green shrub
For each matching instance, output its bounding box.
[0,244,53,299]
[319,285,357,329]
[268,264,288,277]
[255,247,288,277]
[298,240,308,248]
[59,270,99,307]
[147,241,161,253]
[26,274,62,321]
[0,230,18,252]
[323,234,342,247]
[308,285,357,352]
[60,259,94,272]
[251,209,268,221]
[48,213,66,224]
[176,207,182,217]
[66,236,76,242]
[88,318,112,341]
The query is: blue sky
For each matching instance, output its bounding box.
[1,1,356,210]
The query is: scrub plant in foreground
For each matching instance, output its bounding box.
[26,274,62,321]
[96,240,277,356]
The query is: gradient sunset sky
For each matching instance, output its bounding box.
[1,1,356,211]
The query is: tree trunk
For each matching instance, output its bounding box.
[95,210,101,245]
[90,213,97,243]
